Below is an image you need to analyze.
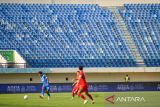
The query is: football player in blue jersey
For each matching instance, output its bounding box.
[38,71,51,100]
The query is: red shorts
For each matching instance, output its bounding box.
[72,85,79,94]
[79,84,88,92]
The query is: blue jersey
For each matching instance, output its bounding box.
[41,74,49,87]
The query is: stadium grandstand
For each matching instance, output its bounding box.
[0,0,160,107]
[0,3,160,67]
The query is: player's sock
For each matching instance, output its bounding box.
[41,89,45,97]
[86,93,94,101]
[47,93,50,96]
[71,92,75,100]
[46,91,51,97]
[48,96,50,100]
[46,92,51,100]
[71,97,74,100]
[72,92,75,98]
[84,100,88,104]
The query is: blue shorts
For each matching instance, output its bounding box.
[42,85,50,92]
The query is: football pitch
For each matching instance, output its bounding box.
[0,92,160,107]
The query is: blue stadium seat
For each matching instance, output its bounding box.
[0,3,137,67]
[119,4,160,67]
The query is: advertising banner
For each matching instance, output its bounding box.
[0,82,160,93]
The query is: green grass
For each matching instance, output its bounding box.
[0,92,160,107]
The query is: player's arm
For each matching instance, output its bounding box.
[72,81,77,86]
[72,78,78,82]
[72,74,79,86]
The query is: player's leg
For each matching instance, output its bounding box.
[78,86,88,104]
[72,86,78,99]
[72,86,76,99]
[72,92,75,98]
[40,86,45,99]
[85,91,94,104]
[74,88,79,95]
[77,86,82,95]
[83,85,94,104]
[46,86,51,100]
[79,85,94,104]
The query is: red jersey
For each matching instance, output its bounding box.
[78,70,87,86]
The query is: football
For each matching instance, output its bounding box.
[24,95,28,100]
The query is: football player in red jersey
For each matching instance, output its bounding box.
[71,71,80,99]
[77,66,94,104]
